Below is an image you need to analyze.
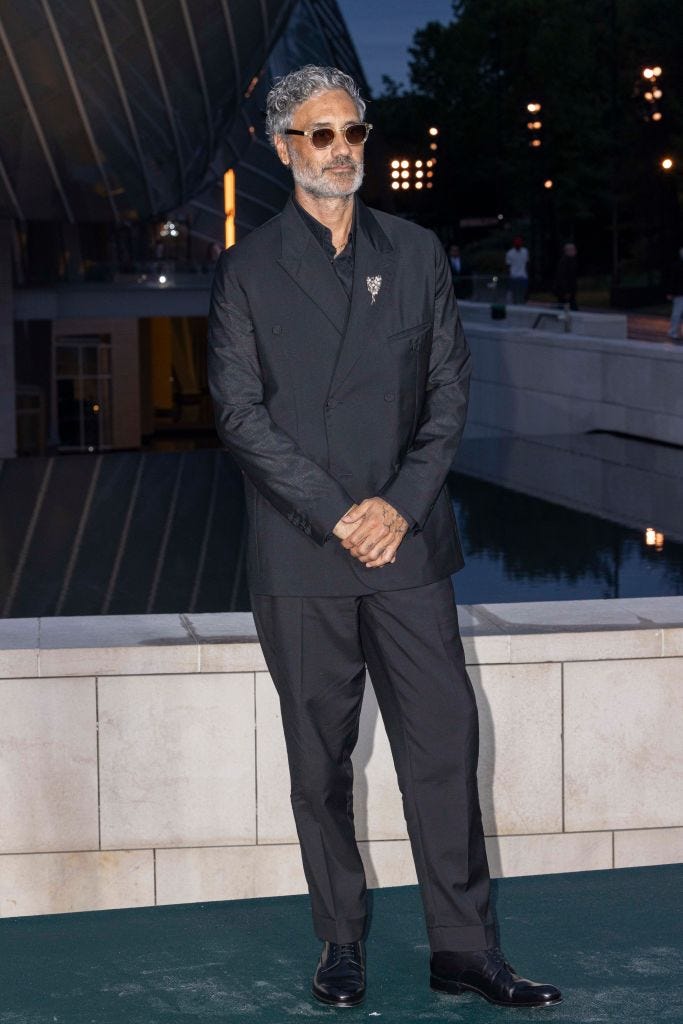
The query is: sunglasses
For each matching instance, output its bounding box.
[284,122,373,150]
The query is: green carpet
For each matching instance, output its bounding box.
[1,865,681,1023]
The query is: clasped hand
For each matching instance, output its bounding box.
[333,497,408,568]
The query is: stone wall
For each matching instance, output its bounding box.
[1,599,681,918]
[460,314,683,445]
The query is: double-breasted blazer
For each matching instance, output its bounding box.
[207,196,472,596]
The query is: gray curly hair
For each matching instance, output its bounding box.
[265,65,366,145]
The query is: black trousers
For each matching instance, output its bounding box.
[251,578,496,952]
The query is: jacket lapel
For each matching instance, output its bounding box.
[328,199,397,396]
[276,197,349,336]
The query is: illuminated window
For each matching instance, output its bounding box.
[224,169,236,249]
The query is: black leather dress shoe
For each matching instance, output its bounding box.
[312,941,365,1007]
[430,947,561,1008]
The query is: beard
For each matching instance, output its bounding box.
[288,146,364,199]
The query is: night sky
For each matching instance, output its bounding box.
[337,0,455,95]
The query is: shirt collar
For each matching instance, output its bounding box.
[293,195,355,258]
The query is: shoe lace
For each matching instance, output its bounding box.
[487,946,513,977]
[331,942,359,962]
[488,947,507,967]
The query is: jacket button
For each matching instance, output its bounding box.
[272,325,282,335]
[325,398,338,410]
[384,391,395,402]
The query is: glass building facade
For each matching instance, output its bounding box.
[0,0,370,458]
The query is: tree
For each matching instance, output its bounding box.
[375,0,683,284]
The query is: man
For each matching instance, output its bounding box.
[554,242,578,311]
[505,236,529,304]
[208,65,560,1010]
[447,243,471,299]
[666,247,683,342]
[448,242,462,275]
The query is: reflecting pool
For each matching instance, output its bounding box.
[449,473,683,605]
[0,438,681,617]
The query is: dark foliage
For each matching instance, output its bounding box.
[372,0,683,282]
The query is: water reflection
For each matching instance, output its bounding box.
[0,447,680,618]
[449,473,683,604]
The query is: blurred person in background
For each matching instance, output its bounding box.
[554,242,578,310]
[505,236,529,304]
[666,247,683,343]
[448,243,472,299]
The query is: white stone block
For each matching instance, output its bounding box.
[252,843,308,898]
[98,673,256,848]
[486,832,613,878]
[663,629,683,656]
[510,629,661,663]
[156,844,307,904]
[0,676,98,853]
[614,827,683,868]
[156,845,254,904]
[199,641,267,673]
[564,659,683,831]
[39,614,198,676]
[359,840,418,888]
[0,849,153,917]
[0,618,39,678]
[463,634,511,665]
[471,663,563,835]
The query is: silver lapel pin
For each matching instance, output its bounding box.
[366,275,382,304]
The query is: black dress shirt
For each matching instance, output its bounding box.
[294,198,355,299]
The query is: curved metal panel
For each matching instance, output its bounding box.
[0,0,299,221]
[0,10,75,222]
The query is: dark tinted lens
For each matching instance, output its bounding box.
[345,123,367,145]
[310,127,336,149]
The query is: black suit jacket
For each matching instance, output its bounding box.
[207,196,471,595]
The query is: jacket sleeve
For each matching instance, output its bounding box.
[379,235,472,530]
[207,250,355,546]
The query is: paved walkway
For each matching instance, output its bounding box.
[627,312,679,344]
[1,865,681,1022]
